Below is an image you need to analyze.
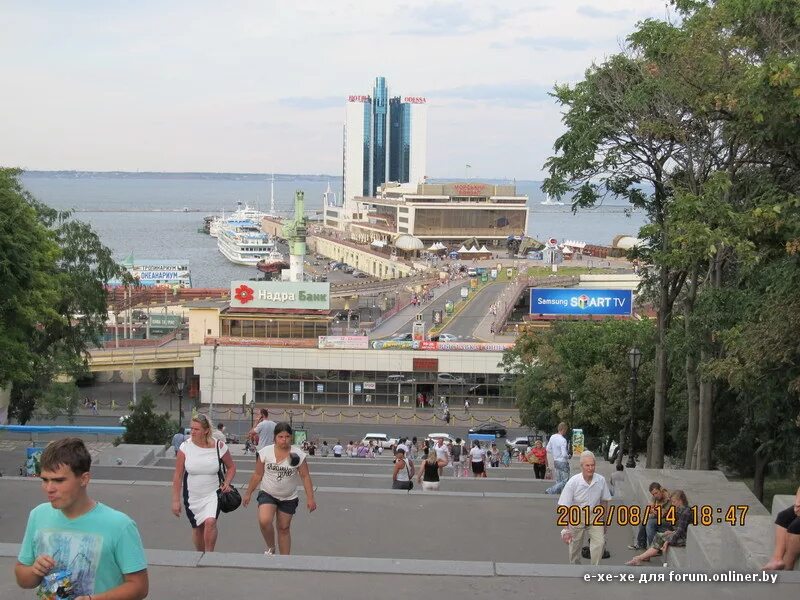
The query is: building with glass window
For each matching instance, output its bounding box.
[348,181,529,248]
[194,345,514,409]
[340,77,428,225]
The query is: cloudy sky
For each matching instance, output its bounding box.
[0,0,669,179]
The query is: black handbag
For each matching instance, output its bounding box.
[216,441,241,513]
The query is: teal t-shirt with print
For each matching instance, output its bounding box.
[18,502,147,596]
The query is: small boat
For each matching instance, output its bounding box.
[257,250,289,274]
[541,196,565,206]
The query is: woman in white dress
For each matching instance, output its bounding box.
[243,422,317,555]
[171,414,237,551]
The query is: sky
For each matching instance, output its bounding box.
[0,0,670,179]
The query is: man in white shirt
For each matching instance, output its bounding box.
[249,409,277,452]
[558,451,612,565]
[332,442,343,457]
[434,438,451,476]
[545,422,570,495]
[395,438,409,454]
[211,422,227,444]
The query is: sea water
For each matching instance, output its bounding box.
[19,174,647,287]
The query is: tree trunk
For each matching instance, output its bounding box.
[696,368,714,470]
[685,354,700,469]
[649,271,670,468]
[684,264,700,469]
[753,451,769,504]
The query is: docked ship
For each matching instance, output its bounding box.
[217,219,275,265]
[256,250,289,274]
[208,201,270,237]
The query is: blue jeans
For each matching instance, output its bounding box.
[637,516,668,548]
[545,459,570,495]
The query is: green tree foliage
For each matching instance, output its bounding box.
[0,168,130,423]
[503,319,655,452]
[121,393,177,445]
[541,0,800,479]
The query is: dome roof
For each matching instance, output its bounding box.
[394,234,424,251]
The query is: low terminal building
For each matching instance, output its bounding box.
[325,181,529,251]
[188,280,515,409]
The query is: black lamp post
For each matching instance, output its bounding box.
[568,389,576,457]
[626,347,642,468]
[177,378,185,429]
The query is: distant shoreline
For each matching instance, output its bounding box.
[21,170,542,185]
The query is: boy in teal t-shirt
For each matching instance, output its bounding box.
[14,438,148,600]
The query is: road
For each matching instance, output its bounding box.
[371,283,468,340]
[439,282,511,339]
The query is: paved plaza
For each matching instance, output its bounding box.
[0,446,798,598]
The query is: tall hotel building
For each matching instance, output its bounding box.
[340,76,427,212]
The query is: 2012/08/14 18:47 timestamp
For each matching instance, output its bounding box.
[555,504,749,527]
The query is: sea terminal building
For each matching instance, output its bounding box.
[188,280,515,409]
[326,181,529,249]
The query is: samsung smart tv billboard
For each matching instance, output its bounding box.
[529,288,633,317]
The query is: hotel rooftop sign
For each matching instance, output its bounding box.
[230,281,331,311]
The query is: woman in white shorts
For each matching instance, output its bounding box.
[243,422,317,555]
[417,451,448,491]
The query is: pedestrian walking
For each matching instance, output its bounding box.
[417,451,447,491]
[15,438,149,600]
[248,408,277,452]
[469,440,487,477]
[242,422,317,555]
[545,423,570,495]
[391,447,415,490]
[451,438,463,477]
[559,451,612,565]
[172,414,237,552]
[528,440,548,479]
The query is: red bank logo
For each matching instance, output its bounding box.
[234,284,255,304]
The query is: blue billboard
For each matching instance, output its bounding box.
[529,288,633,316]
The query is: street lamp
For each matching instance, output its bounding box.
[177,378,185,430]
[625,347,642,468]
[568,390,576,457]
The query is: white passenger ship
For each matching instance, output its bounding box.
[209,201,270,238]
[217,219,275,265]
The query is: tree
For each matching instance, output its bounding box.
[0,168,130,423]
[503,319,655,453]
[121,393,176,445]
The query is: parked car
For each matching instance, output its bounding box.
[437,372,465,383]
[343,265,355,274]
[507,436,534,452]
[353,271,370,278]
[431,333,457,342]
[467,268,477,277]
[426,432,456,444]
[389,332,413,342]
[386,374,414,383]
[361,433,398,449]
[468,422,508,438]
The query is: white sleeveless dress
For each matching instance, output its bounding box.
[181,439,228,527]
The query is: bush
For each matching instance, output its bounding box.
[121,393,176,445]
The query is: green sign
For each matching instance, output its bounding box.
[481,273,488,283]
[148,314,182,328]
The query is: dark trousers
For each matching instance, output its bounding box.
[533,463,546,479]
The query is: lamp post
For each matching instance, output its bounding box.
[568,389,576,457]
[625,347,642,468]
[177,378,185,430]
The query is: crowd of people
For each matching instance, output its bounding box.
[12,416,800,597]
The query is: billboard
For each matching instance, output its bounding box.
[318,336,369,350]
[529,288,633,316]
[230,281,330,311]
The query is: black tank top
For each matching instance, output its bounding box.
[423,461,440,482]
